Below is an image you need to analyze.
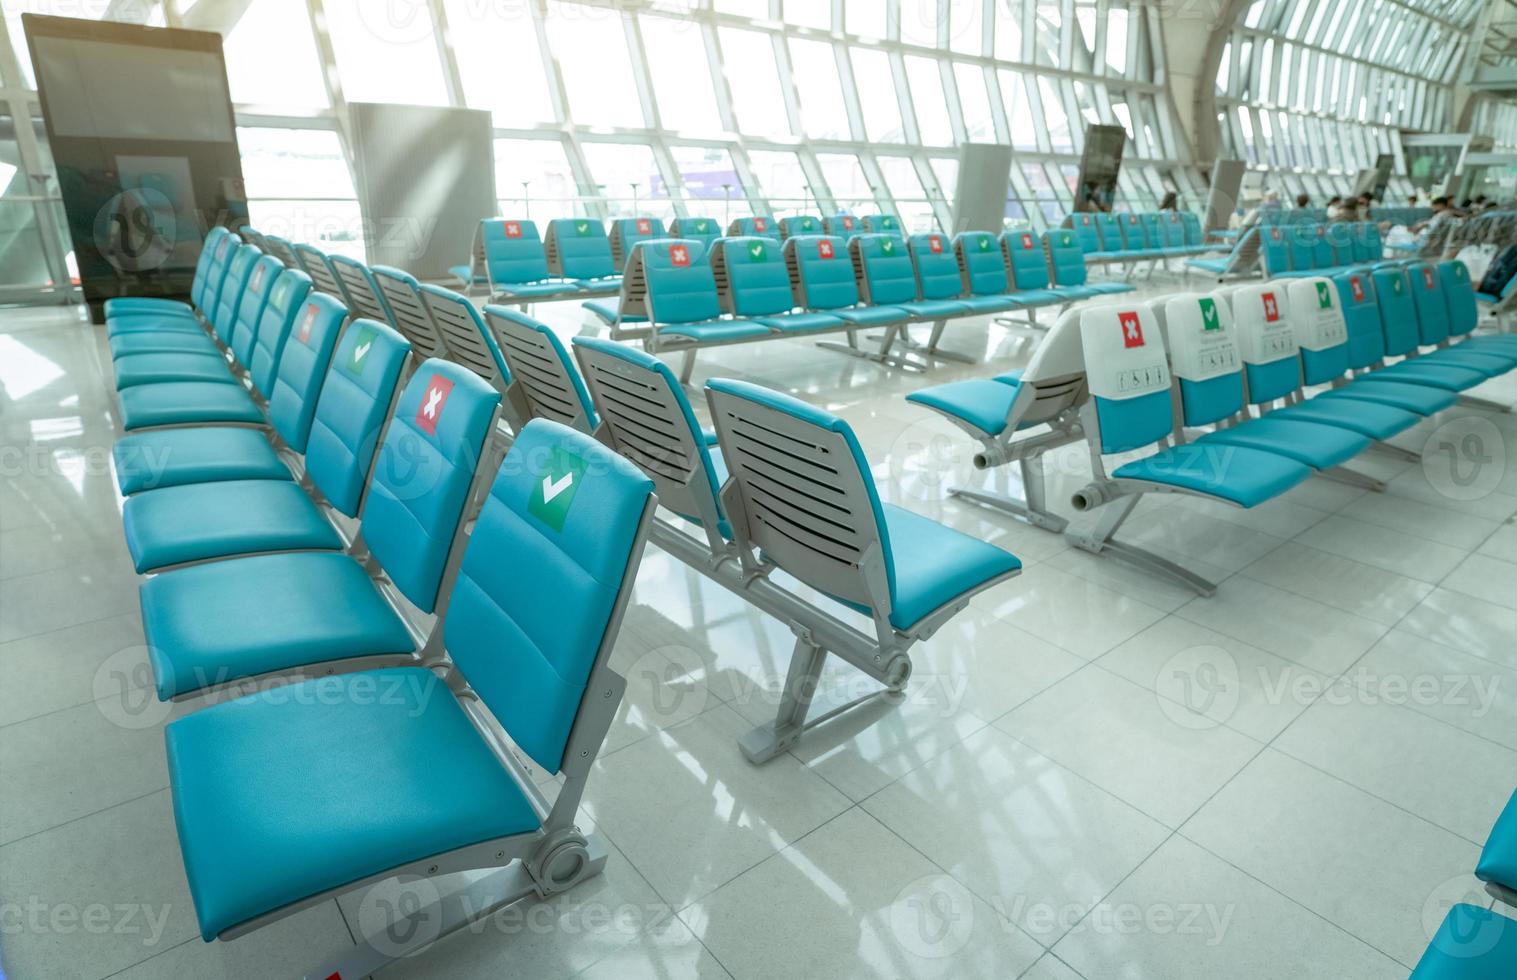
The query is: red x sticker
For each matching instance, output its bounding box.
[1270,228,1282,240]
[670,244,691,267]
[504,221,522,239]
[842,216,855,230]
[297,303,318,343]
[1082,215,1092,225]
[636,218,652,235]
[929,236,944,254]
[1422,267,1436,290]
[753,217,767,232]
[1316,226,1324,237]
[818,240,835,259]
[1021,233,1035,250]
[1128,215,1138,224]
[1262,293,1280,322]
[1119,311,1144,348]
[1350,277,1365,302]
[415,374,453,435]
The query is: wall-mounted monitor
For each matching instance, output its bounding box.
[24,13,247,320]
[1075,124,1126,212]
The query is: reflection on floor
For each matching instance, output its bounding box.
[3,287,1516,979]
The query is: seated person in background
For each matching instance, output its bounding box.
[1294,193,1311,209]
[1240,190,1283,229]
[1332,199,1359,222]
[1158,190,1178,211]
[1326,195,1344,218]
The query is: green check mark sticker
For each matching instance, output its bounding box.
[576,221,591,236]
[748,241,767,261]
[529,447,587,531]
[345,326,376,376]
[1316,281,1332,309]
[1199,297,1220,331]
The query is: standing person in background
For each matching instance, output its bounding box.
[1295,193,1311,209]
[1158,190,1178,211]
[1326,195,1344,218]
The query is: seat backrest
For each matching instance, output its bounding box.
[573,335,727,543]
[1260,226,1290,276]
[1408,261,1451,345]
[1140,213,1164,250]
[1284,277,1351,386]
[909,233,965,300]
[1118,213,1147,249]
[1068,212,1101,254]
[779,215,823,238]
[1003,230,1051,291]
[640,239,721,324]
[1016,307,1090,423]
[1440,260,1479,338]
[1333,271,1388,369]
[728,215,780,239]
[823,214,861,240]
[850,233,918,306]
[1285,225,1316,270]
[291,243,344,302]
[862,214,900,233]
[231,253,284,369]
[669,216,721,251]
[1044,229,1088,287]
[1370,265,1421,356]
[443,418,653,774]
[360,358,500,610]
[1361,222,1383,261]
[1181,212,1203,246]
[714,236,795,316]
[486,306,597,432]
[1230,282,1303,403]
[188,227,227,310]
[1321,223,1353,266]
[545,219,615,281]
[609,217,666,268]
[705,378,894,617]
[1094,212,1122,251]
[212,243,259,345]
[482,218,551,286]
[249,268,313,397]
[1310,224,1334,268]
[329,254,396,327]
[420,284,513,394]
[1162,292,1245,428]
[305,320,412,519]
[371,265,450,360]
[266,291,348,454]
[956,231,1009,296]
[239,225,267,249]
[195,230,237,315]
[786,235,859,310]
[1161,212,1186,248]
[1079,303,1172,453]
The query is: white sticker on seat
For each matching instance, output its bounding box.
[1080,304,1170,401]
[1230,283,1297,365]
[1285,278,1347,352]
[1164,293,1240,382]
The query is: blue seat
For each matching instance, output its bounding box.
[954,231,1022,312]
[714,235,814,326]
[544,217,615,283]
[785,234,895,326]
[140,347,499,704]
[904,376,1021,436]
[705,378,1021,632]
[419,284,515,395]
[1365,266,1491,390]
[1045,228,1133,297]
[113,351,236,389]
[1112,447,1311,507]
[486,306,599,432]
[609,216,666,268]
[118,382,263,431]
[902,233,971,318]
[123,479,344,573]
[630,239,767,347]
[478,218,581,300]
[1409,904,1517,979]
[1477,788,1517,892]
[109,242,259,359]
[114,427,287,496]
[165,420,655,959]
[823,214,862,239]
[778,214,823,239]
[728,215,781,239]
[105,226,233,328]
[668,216,721,251]
[1002,230,1065,306]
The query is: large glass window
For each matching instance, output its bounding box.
[445,0,553,127]
[668,145,749,221]
[718,27,791,136]
[323,0,448,106]
[641,17,722,134]
[851,48,906,143]
[223,0,326,108]
[747,149,811,212]
[580,142,669,219]
[789,38,850,140]
[545,7,642,129]
[494,138,578,223]
[815,152,872,212]
[904,56,952,146]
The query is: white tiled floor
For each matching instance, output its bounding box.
[2,288,1516,980]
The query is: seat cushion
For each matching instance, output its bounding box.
[106,315,204,337]
[831,306,909,327]
[1313,380,1457,416]
[1113,444,1311,508]
[142,551,414,699]
[1270,398,1419,441]
[114,427,289,495]
[1044,287,1097,302]
[105,296,193,318]
[166,666,540,940]
[581,300,647,325]
[493,281,580,299]
[753,312,845,333]
[574,275,622,292]
[122,480,343,573]
[1409,904,1517,979]
[659,319,774,343]
[113,351,235,389]
[1424,348,1517,375]
[906,379,1019,436]
[1085,282,1137,295]
[1368,359,1488,391]
[880,504,1022,631]
[1476,788,1517,891]
[1186,258,1229,274]
[957,294,1025,313]
[118,382,263,431]
[1196,416,1370,470]
[109,330,221,360]
[900,299,972,319]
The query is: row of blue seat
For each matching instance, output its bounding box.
[101,225,670,977]
[1186,220,1387,281]
[906,259,1513,593]
[1410,786,1517,976]
[1065,210,1217,264]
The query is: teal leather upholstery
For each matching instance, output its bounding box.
[610,217,666,266]
[122,479,343,573]
[246,270,313,397]
[141,551,414,699]
[668,216,721,250]
[302,320,412,517]
[729,215,781,239]
[862,214,900,233]
[547,218,615,281]
[113,351,235,389]
[118,382,262,431]
[1196,415,1369,470]
[778,214,822,238]
[481,218,552,288]
[444,419,654,770]
[1112,445,1311,507]
[1045,229,1133,297]
[823,214,862,239]
[1478,788,1517,893]
[166,666,541,940]
[902,234,970,318]
[1409,904,1517,979]
[905,374,1023,436]
[720,236,797,317]
[640,239,729,328]
[358,360,500,612]
[264,292,348,455]
[955,232,1020,311]
[113,428,287,495]
[787,235,863,314]
[229,254,283,370]
[1002,230,1062,304]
